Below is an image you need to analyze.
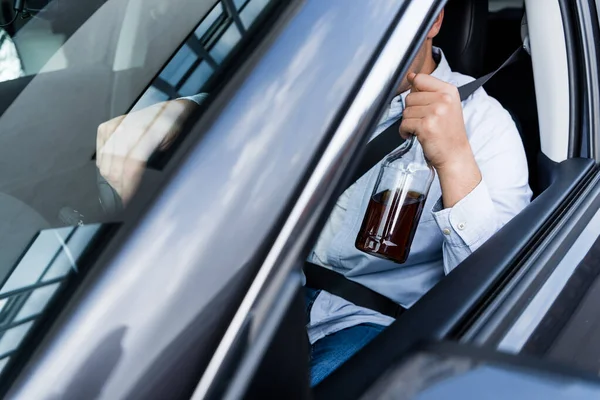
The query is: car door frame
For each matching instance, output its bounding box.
[192,0,600,399]
[188,0,449,398]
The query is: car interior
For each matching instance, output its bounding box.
[244,0,598,398]
[438,0,543,194]
[0,0,597,397]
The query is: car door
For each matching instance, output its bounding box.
[182,0,600,398]
[0,0,298,398]
[3,0,597,399]
[0,0,416,399]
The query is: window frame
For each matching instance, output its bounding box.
[186,0,448,398]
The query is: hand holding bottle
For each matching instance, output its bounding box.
[400,73,481,208]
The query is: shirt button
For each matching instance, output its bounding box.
[457,222,466,230]
[443,228,451,235]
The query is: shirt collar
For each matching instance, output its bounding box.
[430,46,452,81]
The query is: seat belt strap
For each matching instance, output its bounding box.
[457,46,524,101]
[348,45,524,191]
[303,262,406,319]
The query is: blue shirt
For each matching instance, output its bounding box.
[305,48,532,344]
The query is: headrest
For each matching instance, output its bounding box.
[434,0,488,77]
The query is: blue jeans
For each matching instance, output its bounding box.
[305,288,385,387]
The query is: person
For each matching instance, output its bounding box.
[96,9,531,388]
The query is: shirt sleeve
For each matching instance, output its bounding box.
[430,93,532,275]
[431,179,500,273]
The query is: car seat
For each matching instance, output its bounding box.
[435,0,544,196]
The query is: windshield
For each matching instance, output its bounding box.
[0,0,276,383]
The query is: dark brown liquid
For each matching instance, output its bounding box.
[355,190,426,264]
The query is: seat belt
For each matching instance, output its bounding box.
[304,262,406,318]
[304,46,526,318]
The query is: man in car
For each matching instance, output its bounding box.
[96,9,531,387]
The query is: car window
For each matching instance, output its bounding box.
[0,0,280,382]
[135,0,272,109]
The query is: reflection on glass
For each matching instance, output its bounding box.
[234,0,247,9]
[14,283,61,322]
[0,224,101,374]
[0,227,73,295]
[131,86,170,112]
[159,44,198,87]
[0,0,276,386]
[195,2,224,40]
[146,0,273,103]
[43,225,102,281]
[0,321,34,355]
[240,0,271,26]
[179,61,214,97]
[0,299,8,315]
[209,24,242,63]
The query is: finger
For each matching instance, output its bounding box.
[96,117,122,168]
[407,72,418,92]
[129,100,192,159]
[102,110,156,159]
[120,158,146,203]
[405,92,441,107]
[410,73,454,94]
[402,105,431,120]
[103,102,169,159]
[97,115,125,152]
[399,118,421,140]
[107,116,151,158]
[98,152,113,182]
[106,153,125,198]
[157,100,194,150]
[128,113,179,161]
[122,157,145,185]
[123,100,182,160]
[96,128,105,168]
[158,129,178,151]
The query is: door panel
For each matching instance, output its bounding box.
[315,158,596,399]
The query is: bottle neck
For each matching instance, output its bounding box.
[382,136,433,178]
[385,135,429,166]
[385,135,415,162]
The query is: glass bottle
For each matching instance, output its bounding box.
[355,136,435,264]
